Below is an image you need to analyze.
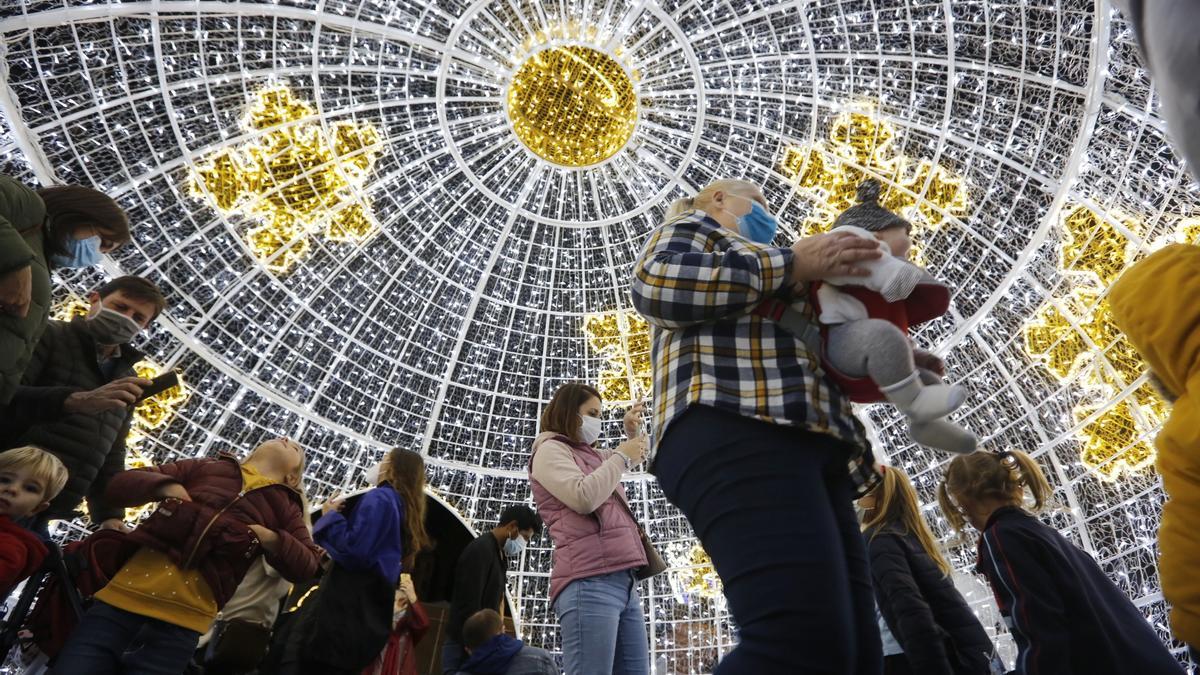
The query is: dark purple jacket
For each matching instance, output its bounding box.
[104,454,322,608]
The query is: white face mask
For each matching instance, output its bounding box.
[364,461,382,485]
[579,414,603,445]
[504,533,527,557]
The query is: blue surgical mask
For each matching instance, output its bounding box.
[728,196,779,244]
[504,533,526,558]
[51,235,102,269]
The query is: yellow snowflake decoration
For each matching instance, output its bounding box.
[583,309,652,405]
[779,104,970,263]
[187,83,382,274]
[668,543,723,603]
[1022,205,1197,481]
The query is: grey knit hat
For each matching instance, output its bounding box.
[831,179,911,232]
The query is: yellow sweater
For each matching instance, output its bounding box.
[1110,243,1200,647]
[96,464,277,633]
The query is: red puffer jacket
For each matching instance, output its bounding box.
[103,454,321,608]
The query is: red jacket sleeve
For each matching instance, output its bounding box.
[263,497,321,583]
[103,458,209,508]
[405,600,431,645]
[0,526,46,594]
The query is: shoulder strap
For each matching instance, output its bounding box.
[751,298,822,356]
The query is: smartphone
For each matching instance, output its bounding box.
[136,371,179,402]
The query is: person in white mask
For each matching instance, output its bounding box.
[442,503,542,674]
[0,275,164,533]
[528,383,651,675]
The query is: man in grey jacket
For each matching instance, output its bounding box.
[0,275,164,530]
[456,610,558,675]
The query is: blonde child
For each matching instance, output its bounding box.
[0,446,67,596]
[938,451,1182,674]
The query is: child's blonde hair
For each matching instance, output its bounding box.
[936,449,1052,534]
[863,467,952,576]
[0,446,68,502]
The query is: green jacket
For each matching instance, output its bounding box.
[0,175,50,405]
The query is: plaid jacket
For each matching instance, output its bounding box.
[630,209,879,497]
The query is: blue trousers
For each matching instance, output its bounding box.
[654,405,883,675]
[51,601,201,675]
[554,569,650,675]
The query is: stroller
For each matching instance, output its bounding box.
[0,528,130,669]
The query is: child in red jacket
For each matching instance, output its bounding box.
[0,445,67,597]
[52,438,322,675]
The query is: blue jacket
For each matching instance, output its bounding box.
[457,634,558,675]
[975,507,1182,675]
[314,485,405,585]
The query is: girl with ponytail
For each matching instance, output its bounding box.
[938,451,1182,675]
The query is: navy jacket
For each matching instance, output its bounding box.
[456,634,558,675]
[313,485,405,585]
[867,526,993,674]
[975,507,1182,675]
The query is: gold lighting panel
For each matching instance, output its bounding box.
[507,44,638,167]
[780,105,970,263]
[188,84,382,274]
[583,309,652,406]
[1021,204,1198,481]
[669,543,723,602]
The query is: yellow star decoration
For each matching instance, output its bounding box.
[668,543,723,603]
[583,309,652,405]
[187,83,382,274]
[1022,205,1197,481]
[779,105,970,263]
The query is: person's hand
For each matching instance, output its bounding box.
[616,437,646,467]
[63,377,153,415]
[98,518,130,533]
[0,265,32,318]
[322,492,345,516]
[789,231,884,284]
[913,349,946,377]
[398,575,418,605]
[248,524,281,553]
[623,401,646,438]
[156,482,191,502]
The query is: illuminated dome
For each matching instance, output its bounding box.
[0,0,1193,668]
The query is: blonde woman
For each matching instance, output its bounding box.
[632,179,886,672]
[859,467,993,675]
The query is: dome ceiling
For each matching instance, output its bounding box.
[0,0,1194,667]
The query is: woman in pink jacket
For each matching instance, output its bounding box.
[528,383,649,675]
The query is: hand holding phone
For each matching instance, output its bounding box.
[136,371,180,402]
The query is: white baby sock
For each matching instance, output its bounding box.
[880,371,967,423]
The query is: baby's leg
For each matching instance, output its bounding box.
[825,319,914,386]
[826,320,965,421]
[911,368,976,453]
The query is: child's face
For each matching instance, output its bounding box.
[875,227,912,258]
[250,437,305,486]
[0,467,50,519]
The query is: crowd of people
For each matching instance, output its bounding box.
[0,161,1196,675]
[1,14,1199,668]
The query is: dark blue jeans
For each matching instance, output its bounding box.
[655,406,883,675]
[51,601,201,675]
